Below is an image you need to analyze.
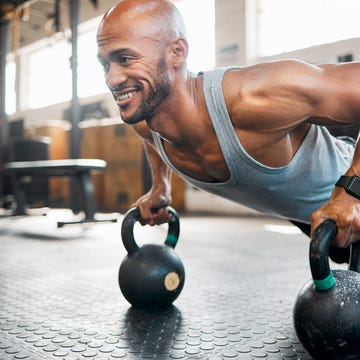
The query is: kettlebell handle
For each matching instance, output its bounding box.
[310,219,360,291]
[121,206,180,256]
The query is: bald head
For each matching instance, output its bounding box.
[97,0,187,47]
[97,0,190,124]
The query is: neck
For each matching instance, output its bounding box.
[146,71,205,145]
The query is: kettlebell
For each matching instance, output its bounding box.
[119,206,185,310]
[293,219,360,359]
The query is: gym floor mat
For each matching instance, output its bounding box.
[0,210,333,359]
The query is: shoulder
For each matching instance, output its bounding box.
[222,60,322,91]
[222,60,326,109]
[220,60,327,130]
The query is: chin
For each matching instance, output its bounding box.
[120,113,145,125]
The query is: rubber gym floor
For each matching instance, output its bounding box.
[0,209,343,360]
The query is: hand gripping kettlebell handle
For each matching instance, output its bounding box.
[310,219,360,290]
[121,206,180,256]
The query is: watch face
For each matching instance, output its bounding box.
[348,177,360,200]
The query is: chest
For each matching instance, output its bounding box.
[159,126,307,183]
[161,135,230,182]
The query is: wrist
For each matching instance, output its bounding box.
[335,175,360,200]
[150,182,172,200]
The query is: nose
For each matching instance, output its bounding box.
[106,62,127,90]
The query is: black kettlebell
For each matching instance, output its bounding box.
[119,206,185,310]
[293,219,360,359]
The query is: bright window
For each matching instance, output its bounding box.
[257,0,360,57]
[78,19,108,98]
[26,39,72,109]
[24,21,109,108]
[174,0,215,73]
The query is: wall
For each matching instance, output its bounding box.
[215,0,246,66]
[215,0,360,66]
[257,37,360,64]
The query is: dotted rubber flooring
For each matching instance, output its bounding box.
[0,209,330,359]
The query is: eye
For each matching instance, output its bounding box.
[117,55,133,64]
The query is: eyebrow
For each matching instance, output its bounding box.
[97,48,134,63]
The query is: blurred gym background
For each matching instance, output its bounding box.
[1,0,359,216]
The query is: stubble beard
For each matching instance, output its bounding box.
[120,58,171,125]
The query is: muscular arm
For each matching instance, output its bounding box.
[302,62,360,246]
[311,135,360,248]
[131,123,173,225]
[226,60,360,131]
[227,60,360,247]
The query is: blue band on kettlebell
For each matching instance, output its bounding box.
[313,273,335,291]
[165,233,178,245]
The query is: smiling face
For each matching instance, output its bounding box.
[97,0,187,124]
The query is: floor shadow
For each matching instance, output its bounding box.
[121,305,183,358]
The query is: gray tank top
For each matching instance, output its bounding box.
[152,67,354,223]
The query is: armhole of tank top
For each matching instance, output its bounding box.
[150,130,182,175]
[203,67,246,176]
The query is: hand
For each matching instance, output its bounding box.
[132,190,172,226]
[311,187,360,248]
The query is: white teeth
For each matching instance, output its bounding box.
[118,91,137,100]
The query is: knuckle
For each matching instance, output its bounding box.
[343,213,354,226]
[353,218,360,231]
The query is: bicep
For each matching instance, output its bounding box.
[227,60,359,130]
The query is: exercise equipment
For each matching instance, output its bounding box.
[119,207,185,310]
[293,219,360,359]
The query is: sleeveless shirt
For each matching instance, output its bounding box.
[151,67,354,223]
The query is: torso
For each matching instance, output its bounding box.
[135,69,311,183]
[160,125,310,182]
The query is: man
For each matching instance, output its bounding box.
[97,0,360,253]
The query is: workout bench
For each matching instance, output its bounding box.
[3,159,117,227]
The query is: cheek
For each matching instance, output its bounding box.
[135,64,161,87]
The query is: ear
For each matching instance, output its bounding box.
[169,37,188,68]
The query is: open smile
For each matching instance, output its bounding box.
[117,90,138,101]
[113,87,141,107]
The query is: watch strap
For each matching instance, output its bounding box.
[335,175,353,188]
[335,175,360,200]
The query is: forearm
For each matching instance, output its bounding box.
[132,141,173,225]
[143,141,172,200]
[344,132,360,176]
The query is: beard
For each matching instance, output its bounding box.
[120,58,171,124]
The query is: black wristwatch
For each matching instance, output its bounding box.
[335,175,360,200]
